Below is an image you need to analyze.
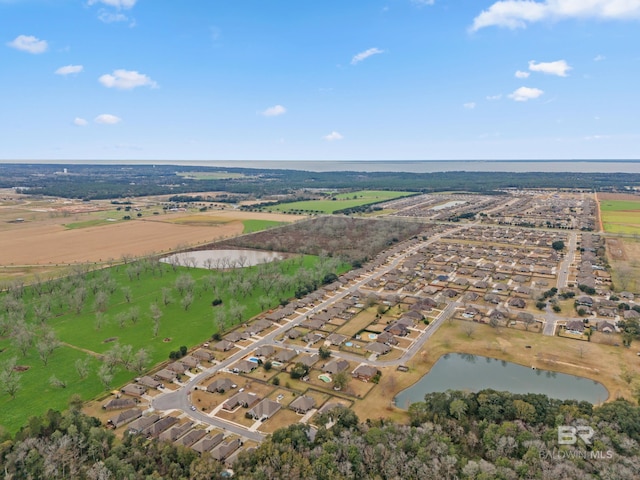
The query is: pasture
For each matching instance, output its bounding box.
[599,198,640,234]
[266,190,414,214]
[0,253,343,432]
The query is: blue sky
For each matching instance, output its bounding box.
[1,0,640,161]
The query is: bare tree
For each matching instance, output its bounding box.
[49,375,66,389]
[75,357,90,380]
[0,357,21,399]
[131,348,150,374]
[12,322,34,357]
[36,327,61,366]
[121,286,132,303]
[97,363,113,390]
[161,287,173,306]
[181,292,194,311]
[462,323,476,338]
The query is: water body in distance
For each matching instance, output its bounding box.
[394,353,608,409]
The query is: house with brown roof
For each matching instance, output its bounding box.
[323,359,350,374]
[142,416,178,438]
[191,433,224,454]
[223,391,260,411]
[180,356,198,369]
[127,414,160,435]
[159,422,194,442]
[298,354,319,367]
[167,361,187,374]
[175,429,207,448]
[248,399,281,420]
[121,384,146,398]
[376,331,398,346]
[565,320,585,334]
[286,328,302,340]
[206,378,236,393]
[508,297,527,309]
[154,369,177,382]
[326,333,347,346]
[365,342,391,355]
[103,397,138,411]
[213,340,235,352]
[107,408,142,428]
[289,395,316,414]
[352,364,379,382]
[192,349,214,362]
[211,439,242,462]
[137,376,163,389]
[274,349,297,363]
[254,345,275,358]
[599,321,615,333]
[233,360,257,373]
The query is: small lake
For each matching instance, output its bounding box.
[394,353,608,408]
[160,249,286,269]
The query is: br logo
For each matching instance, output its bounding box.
[558,426,595,445]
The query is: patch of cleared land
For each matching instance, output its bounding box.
[266,190,415,214]
[599,195,640,234]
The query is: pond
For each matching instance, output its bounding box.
[394,353,608,408]
[160,249,286,269]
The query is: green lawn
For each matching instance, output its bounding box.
[266,190,415,214]
[600,199,640,234]
[242,219,283,234]
[176,171,246,180]
[0,254,346,432]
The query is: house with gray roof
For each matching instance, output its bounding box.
[323,359,349,374]
[206,378,236,393]
[248,399,281,420]
[107,408,142,428]
[289,395,316,414]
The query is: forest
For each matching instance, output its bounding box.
[1,163,639,199]
[1,390,638,479]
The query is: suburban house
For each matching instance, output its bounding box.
[211,439,242,462]
[297,354,319,367]
[213,340,235,352]
[223,392,261,411]
[175,429,207,448]
[323,359,350,374]
[289,395,316,414]
[154,369,177,382]
[107,408,142,428]
[352,364,379,382]
[385,322,409,337]
[127,414,159,435]
[159,422,194,443]
[167,361,187,374]
[254,345,275,358]
[121,384,146,398]
[286,328,302,339]
[623,310,640,320]
[233,360,257,373]
[274,349,297,363]
[326,333,347,346]
[365,342,391,355]
[191,433,224,454]
[137,376,162,389]
[248,399,282,420]
[206,378,236,394]
[180,356,198,369]
[565,320,586,334]
[142,416,178,438]
[192,349,214,362]
[508,297,527,308]
[599,321,615,333]
[576,296,594,307]
[376,331,398,345]
[103,397,138,411]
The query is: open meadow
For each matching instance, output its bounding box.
[265,190,415,214]
[598,193,640,235]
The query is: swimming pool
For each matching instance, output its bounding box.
[318,374,332,383]
[368,333,378,340]
[248,357,260,363]
[272,361,283,367]
[345,342,353,347]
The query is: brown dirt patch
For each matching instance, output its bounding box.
[13,365,30,372]
[597,193,640,201]
[607,237,627,261]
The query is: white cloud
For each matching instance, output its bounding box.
[55,65,83,75]
[351,47,385,65]
[411,0,435,6]
[593,54,606,61]
[95,114,122,124]
[486,94,502,101]
[324,131,344,141]
[261,105,286,117]
[98,11,129,23]
[471,0,640,32]
[73,117,88,127]
[508,86,544,101]
[529,59,572,76]
[463,102,476,109]
[88,0,137,9]
[99,69,157,89]
[515,70,530,78]
[7,35,48,54]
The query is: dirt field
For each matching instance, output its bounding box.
[597,193,640,201]
[0,191,302,269]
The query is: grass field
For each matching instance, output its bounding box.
[0,254,346,433]
[266,190,415,214]
[176,171,246,180]
[600,199,640,234]
[242,219,283,234]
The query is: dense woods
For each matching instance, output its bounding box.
[1,163,639,199]
[1,391,639,479]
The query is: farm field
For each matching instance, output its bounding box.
[0,196,301,279]
[266,190,415,214]
[0,254,342,432]
[599,195,640,234]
